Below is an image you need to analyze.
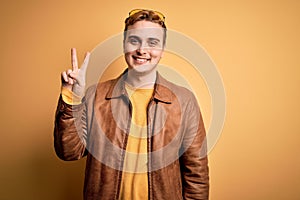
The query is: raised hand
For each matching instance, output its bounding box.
[61,48,90,97]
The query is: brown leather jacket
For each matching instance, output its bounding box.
[54,71,209,200]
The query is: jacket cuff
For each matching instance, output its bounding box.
[57,95,84,113]
[61,87,82,105]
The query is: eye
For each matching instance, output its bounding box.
[128,38,139,45]
[148,40,159,47]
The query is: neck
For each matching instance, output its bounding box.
[125,68,156,89]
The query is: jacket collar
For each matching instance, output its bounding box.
[105,69,173,104]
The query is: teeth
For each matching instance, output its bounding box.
[135,58,148,63]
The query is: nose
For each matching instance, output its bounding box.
[136,42,147,54]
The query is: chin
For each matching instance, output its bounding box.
[130,64,156,74]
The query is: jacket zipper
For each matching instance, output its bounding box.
[116,96,132,200]
[147,98,158,200]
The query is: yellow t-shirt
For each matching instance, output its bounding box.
[119,84,154,200]
[61,85,154,200]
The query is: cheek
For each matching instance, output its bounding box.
[124,52,132,61]
[123,46,131,54]
[124,44,138,54]
[151,49,163,58]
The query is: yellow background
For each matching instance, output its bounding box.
[0,0,299,199]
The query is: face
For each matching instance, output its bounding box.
[124,20,165,74]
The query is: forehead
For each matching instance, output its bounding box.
[126,21,164,39]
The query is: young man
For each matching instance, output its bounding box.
[54,9,209,200]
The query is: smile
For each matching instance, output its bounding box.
[132,55,151,64]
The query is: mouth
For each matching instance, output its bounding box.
[132,55,151,65]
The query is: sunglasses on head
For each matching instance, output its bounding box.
[129,9,165,22]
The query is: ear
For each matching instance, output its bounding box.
[160,47,165,58]
[123,39,126,54]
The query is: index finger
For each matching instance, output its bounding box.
[71,48,78,70]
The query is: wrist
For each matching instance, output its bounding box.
[61,87,83,105]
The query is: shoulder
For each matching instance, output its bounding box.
[156,73,197,103]
[84,76,120,101]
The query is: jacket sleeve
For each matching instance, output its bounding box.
[180,94,209,200]
[54,95,88,161]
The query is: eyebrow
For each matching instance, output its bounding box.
[148,38,160,42]
[127,35,141,41]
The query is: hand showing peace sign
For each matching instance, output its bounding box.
[61,48,90,98]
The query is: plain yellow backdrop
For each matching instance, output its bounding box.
[0,0,299,199]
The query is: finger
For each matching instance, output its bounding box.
[71,48,78,71]
[61,71,69,82]
[69,78,74,85]
[67,69,75,84]
[67,69,73,76]
[68,72,78,79]
[80,52,90,74]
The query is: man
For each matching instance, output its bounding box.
[54,9,209,200]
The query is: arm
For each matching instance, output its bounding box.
[54,96,88,160]
[180,95,209,200]
[54,48,90,161]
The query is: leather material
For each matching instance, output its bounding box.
[54,71,209,200]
